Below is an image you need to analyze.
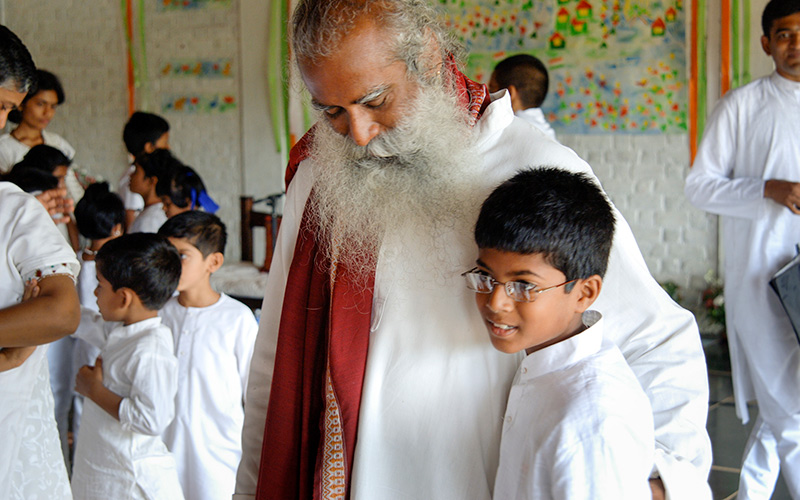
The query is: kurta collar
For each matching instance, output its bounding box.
[109,316,163,341]
[769,71,800,97]
[474,89,515,151]
[517,310,603,381]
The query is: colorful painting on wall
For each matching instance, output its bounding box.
[160,59,234,78]
[439,0,687,134]
[158,0,231,11]
[161,93,237,113]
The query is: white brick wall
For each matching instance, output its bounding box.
[560,133,719,310]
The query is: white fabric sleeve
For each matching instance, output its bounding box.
[235,304,260,406]
[234,164,314,500]
[685,96,766,219]
[71,306,112,351]
[118,339,178,436]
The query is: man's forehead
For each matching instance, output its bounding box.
[0,86,26,107]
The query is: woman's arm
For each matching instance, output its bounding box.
[0,275,80,347]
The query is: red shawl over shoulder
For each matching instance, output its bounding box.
[255,64,490,500]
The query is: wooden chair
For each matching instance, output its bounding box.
[240,194,283,272]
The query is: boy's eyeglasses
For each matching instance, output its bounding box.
[461,268,577,303]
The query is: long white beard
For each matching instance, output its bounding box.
[308,83,483,281]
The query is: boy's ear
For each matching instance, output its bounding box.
[206,252,224,274]
[111,223,123,238]
[573,275,602,313]
[118,287,136,309]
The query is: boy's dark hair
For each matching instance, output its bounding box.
[123,111,170,156]
[0,25,36,94]
[75,182,126,240]
[158,210,227,257]
[156,164,207,208]
[492,54,550,109]
[2,164,58,193]
[762,0,800,36]
[475,167,616,282]
[135,148,180,181]
[16,144,71,173]
[8,69,65,124]
[95,233,181,310]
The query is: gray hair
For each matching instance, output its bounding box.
[291,0,464,83]
[0,25,35,94]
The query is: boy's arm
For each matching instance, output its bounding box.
[75,357,122,420]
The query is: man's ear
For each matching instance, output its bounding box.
[574,275,602,313]
[206,252,224,274]
[419,27,444,80]
[143,141,157,154]
[761,35,772,57]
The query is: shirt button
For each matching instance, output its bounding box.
[521,367,527,374]
[505,416,512,424]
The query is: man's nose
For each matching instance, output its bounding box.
[347,110,381,147]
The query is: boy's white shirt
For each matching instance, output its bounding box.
[494,311,654,500]
[129,202,167,234]
[118,164,145,212]
[71,310,184,500]
[159,293,258,500]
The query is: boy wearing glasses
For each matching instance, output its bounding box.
[465,167,654,499]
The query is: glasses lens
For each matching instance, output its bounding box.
[464,272,493,293]
[507,281,535,302]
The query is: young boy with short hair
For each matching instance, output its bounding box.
[70,233,184,500]
[466,167,654,499]
[120,111,170,229]
[157,211,258,500]
[128,148,179,233]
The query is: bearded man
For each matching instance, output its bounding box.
[234,1,712,499]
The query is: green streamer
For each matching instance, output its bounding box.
[742,0,751,84]
[732,0,740,89]
[267,0,288,158]
[137,0,150,107]
[697,0,707,143]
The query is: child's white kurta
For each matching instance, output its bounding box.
[129,202,167,234]
[493,312,654,500]
[160,294,258,500]
[71,312,184,500]
[0,182,78,499]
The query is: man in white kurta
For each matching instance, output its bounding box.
[160,293,258,500]
[71,310,183,500]
[0,181,78,500]
[235,3,711,499]
[494,312,654,500]
[685,5,800,496]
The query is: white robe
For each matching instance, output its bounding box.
[160,294,258,500]
[0,181,78,500]
[493,312,654,500]
[685,72,800,423]
[515,107,557,141]
[129,202,167,234]
[71,312,183,500]
[235,91,712,500]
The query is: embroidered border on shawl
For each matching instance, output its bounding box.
[320,367,347,500]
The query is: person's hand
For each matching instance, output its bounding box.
[75,356,104,398]
[23,278,40,302]
[649,478,665,500]
[34,187,73,224]
[0,346,36,372]
[765,179,800,214]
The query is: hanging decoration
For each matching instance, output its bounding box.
[161,93,237,113]
[158,0,232,11]
[121,0,152,114]
[160,58,234,78]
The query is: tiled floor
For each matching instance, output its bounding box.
[704,336,791,499]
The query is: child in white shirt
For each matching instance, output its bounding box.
[158,211,258,500]
[71,233,184,500]
[128,149,179,233]
[465,167,654,499]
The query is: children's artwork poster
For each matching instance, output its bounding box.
[160,59,234,78]
[158,0,231,11]
[162,93,237,113]
[438,0,687,134]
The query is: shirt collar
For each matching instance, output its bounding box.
[517,310,604,380]
[110,316,163,339]
[770,71,800,97]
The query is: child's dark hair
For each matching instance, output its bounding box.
[762,0,800,36]
[75,182,126,240]
[475,167,616,282]
[156,165,206,209]
[493,54,549,108]
[8,69,65,123]
[135,148,180,181]
[95,233,181,311]
[123,111,170,156]
[158,211,227,257]
[2,164,58,193]
[17,144,71,173]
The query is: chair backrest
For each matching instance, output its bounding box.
[240,194,283,272]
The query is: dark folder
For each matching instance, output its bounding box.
[769,245,800,345]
